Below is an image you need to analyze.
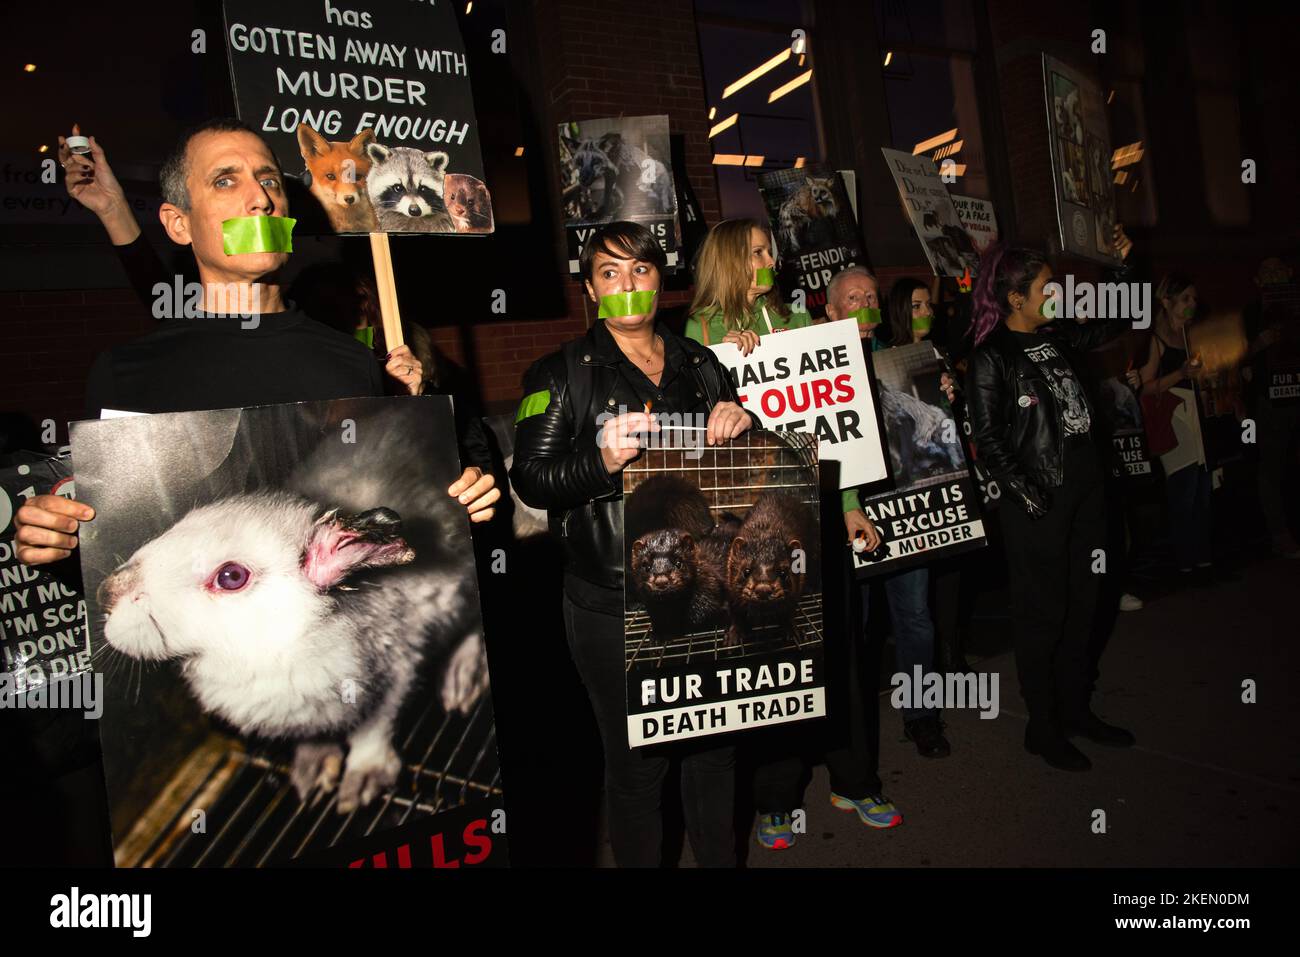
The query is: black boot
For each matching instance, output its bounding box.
[1064,712,1136,748]
[1024,726,1091,772]
[904,716,951,758]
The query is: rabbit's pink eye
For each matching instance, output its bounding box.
[214,562,250,591]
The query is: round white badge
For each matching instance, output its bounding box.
[1018,395,1033,408]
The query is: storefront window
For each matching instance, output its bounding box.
[695,1,821,221]
[877,0,989,199]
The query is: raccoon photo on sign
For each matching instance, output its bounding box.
[559,117,678,223]
[758,167,862,316]
[222,0,496,237]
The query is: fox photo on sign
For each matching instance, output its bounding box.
[622,432,824,748]
[852,342,987,577]
[559,114,680,275]
[757,166,863,317]
[880,148,980,278]
[70,397,506,868]
[1042,55,1121,265]
[709,320,887,489]
[223,0,494,235]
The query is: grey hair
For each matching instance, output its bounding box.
[159,117,274,211]
[826,265,878,306]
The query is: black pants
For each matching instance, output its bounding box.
[752,555,881,814]
[999,440,1106,744]
[561,594,736,867]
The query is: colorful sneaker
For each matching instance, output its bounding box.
[756,813,796,849]
[830,792,903,829]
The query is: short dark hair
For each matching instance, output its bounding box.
[579,221,668,283]
[159,117,278,210]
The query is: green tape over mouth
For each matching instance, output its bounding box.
[755,267,775,286]
[912,314,933,332]
[849,306,882,328]
[598,290,657,318]
[221,215,296,255]
[354,326,375,349]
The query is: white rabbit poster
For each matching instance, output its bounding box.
[70,397,507,867]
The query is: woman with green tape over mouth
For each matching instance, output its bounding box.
[510,221,758,869]
[684,219,811,354]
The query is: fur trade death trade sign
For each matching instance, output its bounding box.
[223,0,493,235]
[622,433,825,747]
[559,115,680,275]
[709,320,887,489]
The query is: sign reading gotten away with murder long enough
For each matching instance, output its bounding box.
[223,0,492,235]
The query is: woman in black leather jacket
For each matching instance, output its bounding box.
[510,221,756,867]
[965,243,1135,772]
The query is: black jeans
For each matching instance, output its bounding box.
[752,554,882,814]
[561,593,736,867]
[999,439,1106,744]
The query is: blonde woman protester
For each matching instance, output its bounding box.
[684,219,811,353]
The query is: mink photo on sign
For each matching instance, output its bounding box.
[70,398,506,868]
[0,454,87,693]
[757,167,862,317]
[223,0,494,236]
[558,114,680,275]
[852,342,987,578]
[622,431,825,748]
[1042,55,1122,265]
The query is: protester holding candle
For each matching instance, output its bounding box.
[1135,273,1219,580]
[510,221,757,868]
[684,219,811,355]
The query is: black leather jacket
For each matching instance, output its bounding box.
[966,320,1126,513]
[510,319,756,593]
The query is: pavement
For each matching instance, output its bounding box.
[591,556,1299,867]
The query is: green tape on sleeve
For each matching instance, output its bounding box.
[515,389,551,423]
[755,267,775,286]
[597,290,657,318]
[354,326,375,349]
[849,306,882,328]
[222,215,296,255]
[911,314,933,333]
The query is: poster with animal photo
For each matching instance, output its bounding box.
[558,114,680,275]
[1261,281,1300,406]
[880,148,980,279]
[708,319,887,489]
[852,342,987,578]
[622,432,824,748]
[223,0,493,235]
[70,397,506,868]
[1042,55,1122,265]
[1,454,89,693]
[757,166,863,318]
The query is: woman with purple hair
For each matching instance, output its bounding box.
[965,243,1135,772]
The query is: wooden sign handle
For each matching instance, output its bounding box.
[369,232,405,351]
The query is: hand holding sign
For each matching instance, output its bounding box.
[705,401,752,446]
[14,495,94,566]
[723,329,761,356]
[600,411,658,474]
